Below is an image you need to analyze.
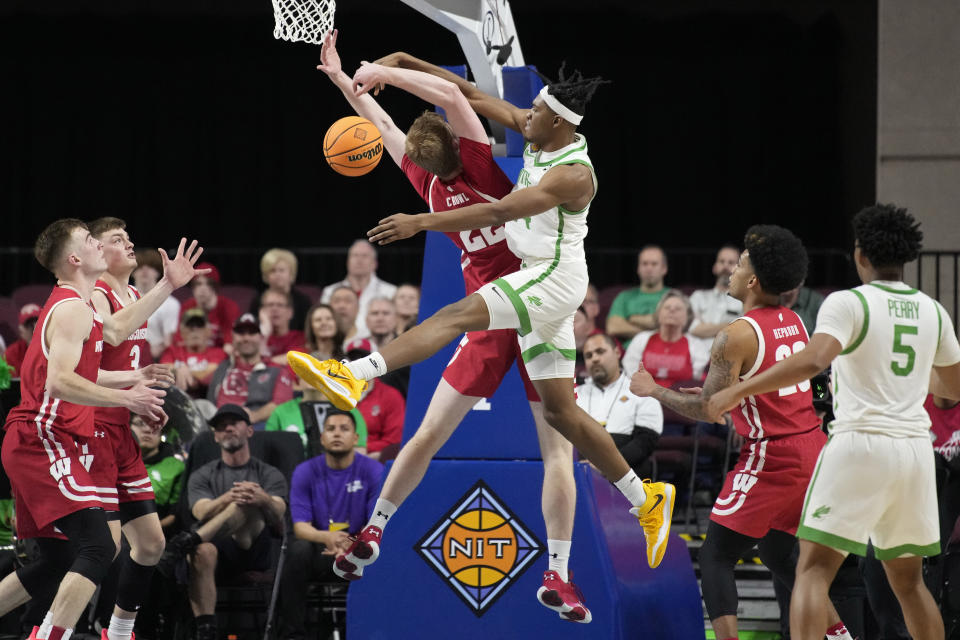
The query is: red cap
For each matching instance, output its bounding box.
[193,262,220,285]
[344,337,374,355]
[19,303,41,326]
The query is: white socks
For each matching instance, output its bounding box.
[369,498,397,530]
[106,616,136,640]
[346,352,388,381]
[614,470,647,507]
[547,539,571,582]
[37,612,53,640]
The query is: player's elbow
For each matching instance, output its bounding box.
[101,324,125,347]
[46,371,69,400]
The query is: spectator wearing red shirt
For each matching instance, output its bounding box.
[4,303,40,377]
[621,290,710,388]
[160,308,227,399]
[259,289,305,365]
[928,394,960,461]
[180,263,239,350]
[207,313,294,427]
[348,340,404,460]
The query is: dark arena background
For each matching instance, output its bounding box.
[2,1,960,639]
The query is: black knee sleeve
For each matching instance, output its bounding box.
[119,499,157,525]
[16,538,74,598]
[55,508,116,585]
[115,557,156,613]
[699,521,759,620]
[757,529,798,588]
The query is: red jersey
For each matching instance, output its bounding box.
[732,306,820,439]
[642,334,694,389]
[5,286,104,438]
[267,330,305,358]
[94,280,151,427]
[180,297,239,347]
[402,137,519,294]
[160,344,227,375]
[215,360,294,408]
[927,395,960,461]
[356,379,405,454]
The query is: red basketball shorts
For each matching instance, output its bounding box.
[88,421,155,503]
[2,420,119,539]
[442,329,540,402]
[710,427,827,538]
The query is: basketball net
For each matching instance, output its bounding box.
[272,0,335,45]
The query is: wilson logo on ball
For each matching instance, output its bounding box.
[415,480,543,616]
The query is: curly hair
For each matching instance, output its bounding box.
[852,204,922,268]
[537,63,610,121]
[743,224,808,295]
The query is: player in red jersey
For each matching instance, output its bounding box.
[313,31,587,621]
[629,225,852,640]
[0,220,205,640]
[88,217,179,640]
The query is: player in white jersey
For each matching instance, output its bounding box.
[708,204,960,640]
[289,62,677,570]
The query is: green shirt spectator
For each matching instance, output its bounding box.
[267,394,368,456]
[780,285,825,335]
[132,414,185,532]
[606,245,669,347]
[0,498,14,547]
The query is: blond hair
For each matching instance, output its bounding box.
[260,248,298,283]
[405,111,461,178]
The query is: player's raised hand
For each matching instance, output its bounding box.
[352,62,389,96]
[141,408,169,433]
[125,381,167,421]
[159,238,209,290]
[368,51,405,95]
[316,29,342,77]
[706,386,740,423]
[629,362,660,398]
[367,213,425,245]
[138,363,175,388]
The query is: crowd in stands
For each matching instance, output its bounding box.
[2,239,959,640]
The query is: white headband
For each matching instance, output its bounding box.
[538,86,583,126]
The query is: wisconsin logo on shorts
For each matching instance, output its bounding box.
[415,480,543,616]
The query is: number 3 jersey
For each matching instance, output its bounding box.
[815,281,960,438]
[732,306,821,439]
[402,137,520,294]
[94,279,150,427]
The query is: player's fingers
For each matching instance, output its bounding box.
[190,245,204,265]
[158,248,169,266]
[177,237,187,257]
[331,28,338,44]
[186,239,199,259]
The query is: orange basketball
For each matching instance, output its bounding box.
[323,116,383,177]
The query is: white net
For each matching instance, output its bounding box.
[272,0,335,45]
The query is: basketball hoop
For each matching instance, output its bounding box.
[271,0,335,45]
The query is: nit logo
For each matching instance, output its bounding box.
[415,480,542,617]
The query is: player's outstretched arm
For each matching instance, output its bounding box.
[630,323,751,423]
[373,51,527,134]
[368,163,592,244]
[102,238,208,346]
[45,301,166,419]
[706,332,842,422]
[317,30,406,166]
[353,62,487,144]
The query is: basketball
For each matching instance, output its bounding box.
[323,116,383,177]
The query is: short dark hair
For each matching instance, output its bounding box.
[261,288,293,308]
[852,204,922,269]
[584,332,619,352]
[324,408,356,431]
[34,218,88,274]
[87,217,127,238]
[540,64,610,122]
[743,225,808,295]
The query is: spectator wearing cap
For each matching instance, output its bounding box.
[180,262,240,350]
[207,313,294,427]
[328,285,363,345]
[159,308,228,399]
[346,340,405,459]
[258,289,306,366]
[134,248,182,360]
[156,404,288,640]
[249,248,313,332]
[3,303,40,377]
[320,240,397,337]
[303,303,345,363]
[393,284,420,335]
[277,409,383,640]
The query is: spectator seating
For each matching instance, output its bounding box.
[219,285,258,315]
[294,284,324,304]
[597,284,629,329]
[0,297,18,346]
[11,284,51,309]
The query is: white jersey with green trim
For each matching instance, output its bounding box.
[504,134,597,267]
[813,281,960,438]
